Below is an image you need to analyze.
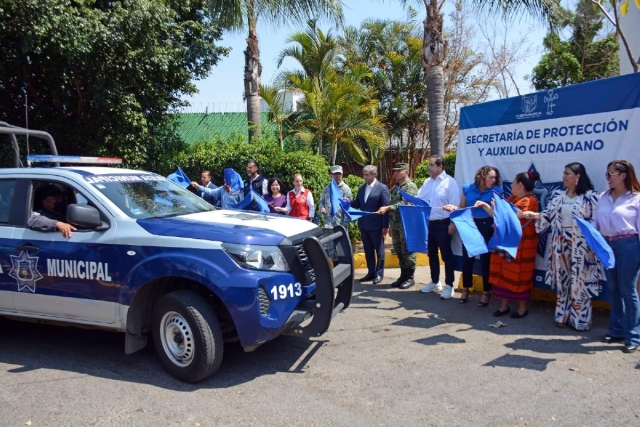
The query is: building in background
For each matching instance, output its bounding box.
[260,89,304,113]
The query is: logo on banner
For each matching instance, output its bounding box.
[516,94,542,120]
[544,89,558,115]
[502,164,563,264]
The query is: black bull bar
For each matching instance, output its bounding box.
[282,225,354,337]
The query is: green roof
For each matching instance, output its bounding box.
[174,112,277,145]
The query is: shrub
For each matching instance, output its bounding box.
[342,174,365,242]
[169,136,330,199]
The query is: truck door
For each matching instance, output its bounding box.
[0,178,18,312]
[12,179,119,324]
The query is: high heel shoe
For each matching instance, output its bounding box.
[459,288,470,304]
[478,292,490,307]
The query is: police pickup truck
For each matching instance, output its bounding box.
[0,123,353,382]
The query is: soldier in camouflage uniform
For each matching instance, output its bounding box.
[376,163,419,289]
[319,165,352,260]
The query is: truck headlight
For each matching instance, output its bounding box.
[221,243,289,272]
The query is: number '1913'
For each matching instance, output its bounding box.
[270,283,302,300]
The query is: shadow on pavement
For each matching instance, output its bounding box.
[0,318,328,390]
[414,334,466,346]
[505,337,611,354]
[351,267,611,356]
[483,354,556,371]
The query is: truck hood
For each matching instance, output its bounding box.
[136,209,320,246]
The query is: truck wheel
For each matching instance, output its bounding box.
[152,290,223,383]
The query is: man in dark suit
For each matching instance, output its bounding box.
[351,165,390,284]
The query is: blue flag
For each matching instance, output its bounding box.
[398,205,432,253]
[224,168,243,194]
[251,189,271,213]
[573,214,615,269]
[338,199,373,222]
[450,208,488,257]
[228,189,271,213]
[329,178,371,222]
[329,179,342,217]
[399,189,430,207]
[488,194,522,258]
[167,167,191,188]
[227,191,254,210]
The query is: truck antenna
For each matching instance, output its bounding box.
[23,87,29,158]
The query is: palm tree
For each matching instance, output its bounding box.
[394,0,559,156]
[290,65,387,165]
[339,15,428,165]
[208,0,344,143]
[259,84,290,149]
[275,23,387,164]
[275,19,340,80]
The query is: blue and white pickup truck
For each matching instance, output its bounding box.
[0,123,353,382]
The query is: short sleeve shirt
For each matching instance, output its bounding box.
[462,183,504,218]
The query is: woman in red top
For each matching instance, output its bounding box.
[286,173,315,220]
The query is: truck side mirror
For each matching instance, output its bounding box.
[66,204,108,230]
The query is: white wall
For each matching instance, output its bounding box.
[259,90,304,113]
[619,6,640,75]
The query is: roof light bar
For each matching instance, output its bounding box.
[27,155,123,166]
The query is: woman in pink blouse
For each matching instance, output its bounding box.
[594,160,640,354]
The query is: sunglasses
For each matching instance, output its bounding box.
[605,172,623,178]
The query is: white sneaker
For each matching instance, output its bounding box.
[440,284,455,300]
[420,282,443,293]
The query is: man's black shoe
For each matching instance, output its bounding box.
[601,335,624,344]
[390,269,407,288]
[359,274,376,282]
[372,275,383,284]
[399,278,415,289]
[623,344,638,353]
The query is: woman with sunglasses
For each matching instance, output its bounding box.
[522,162,602,331]
[593,160,640,353]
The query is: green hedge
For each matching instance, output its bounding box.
[342,174,365,242]
[168,136,373,240]
[169,136,331,199]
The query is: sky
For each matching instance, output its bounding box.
[182,0,553,112]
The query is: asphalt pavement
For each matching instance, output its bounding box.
[1,267,639,426]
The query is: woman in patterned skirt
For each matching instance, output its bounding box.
[523,163,603,331]
[476,171,540,319]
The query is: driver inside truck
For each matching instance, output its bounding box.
[27,185,76,238]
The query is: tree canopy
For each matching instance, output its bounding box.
[530,0,619,90]
[0,0,228,170]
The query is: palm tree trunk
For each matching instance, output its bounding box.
[426,65,444,156]
[317,133,323,156]
[330,139,338,165]
[244,7,262,142]
[422,0,446,156]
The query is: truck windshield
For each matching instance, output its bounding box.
[90,178,214,219]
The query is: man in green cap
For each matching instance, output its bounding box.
[376,162,419,289]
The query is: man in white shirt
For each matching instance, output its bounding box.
[417,155,461,299]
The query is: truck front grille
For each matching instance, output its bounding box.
[295,243,316,283]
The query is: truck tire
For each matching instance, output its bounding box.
[152,290,223,383]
